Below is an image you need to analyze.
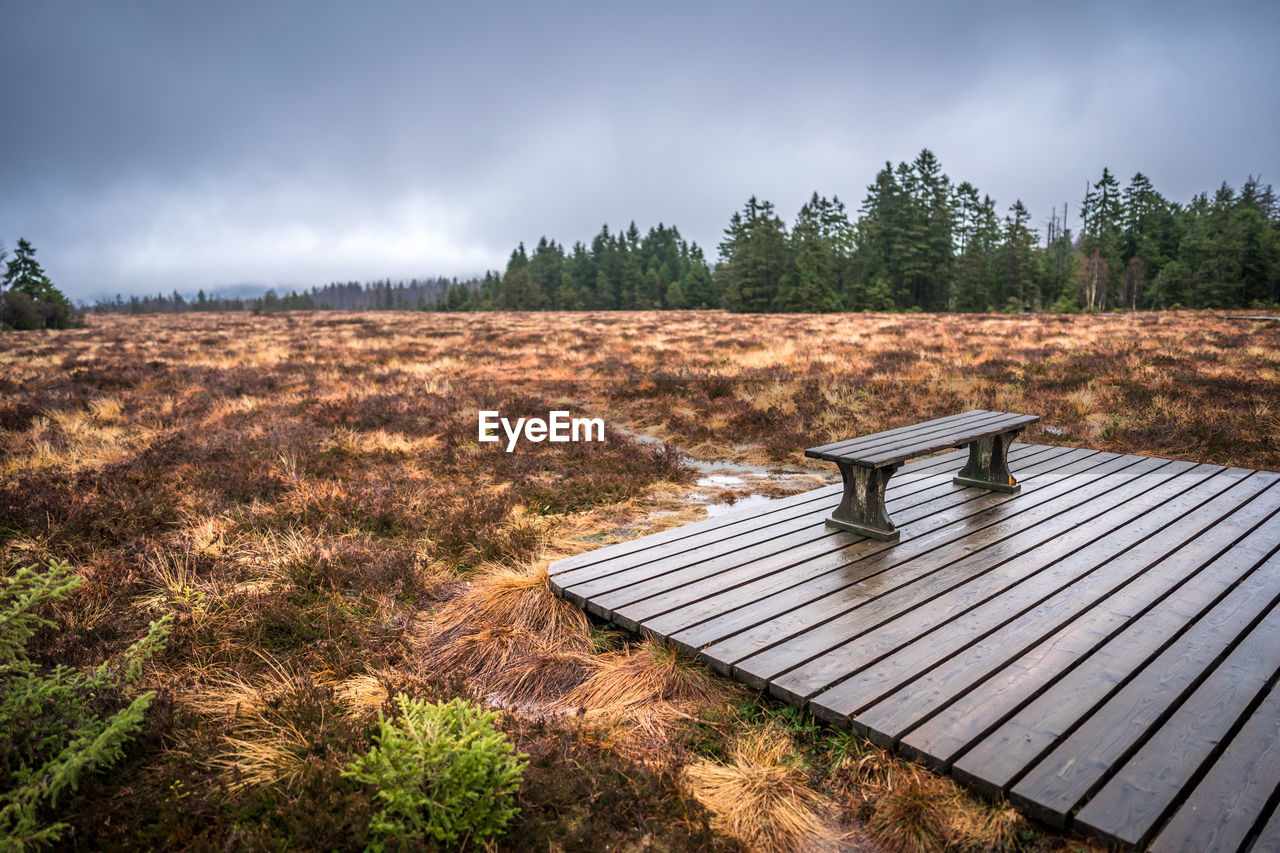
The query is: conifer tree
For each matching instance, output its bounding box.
[715,197,792,312]
[2,238,76,329]
[780,193,850,311]
[1080,168,1123,305]
[999,200,1038,310]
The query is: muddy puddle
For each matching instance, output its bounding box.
[622,428,833,518]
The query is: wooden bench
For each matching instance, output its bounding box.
[805,410,1040,542]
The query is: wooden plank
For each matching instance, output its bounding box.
[952,514,1280,803]
[1147,680,1280,853]
[604,448,1077,630]
[856,413,1040,468]
[1072,600,1280,846]
[730,456,1188,697]
[836,470,1270,733]
[548,480,841,574]
[676,448,1128,673]
[1250,802,1280,853]
[760,459,1211,705]
[809,411,1034,466]
[550,484,841,583]
[601,473,994,630]
[809,467,1265,739]
[648,448,1089,662]
[557,448,1012,615]
[894,479,1280,772]
[1003,553,1280,826]
[549,446,978,594]
[807,410,1007,461]
[805,410,994,458]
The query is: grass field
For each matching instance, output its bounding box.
[2,310,1277,851]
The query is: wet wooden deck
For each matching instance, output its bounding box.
[548,444,1280,852]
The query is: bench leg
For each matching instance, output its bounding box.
[828,461,902,542]
[954,429,1024,493]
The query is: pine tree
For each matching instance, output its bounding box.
[853,164,909,308]
[999,200,1038,310]
[910,149,955,310]
[681,244,718,308]
[779,193,850,312]
[953,192,1001,311]
[1235,178,1280,305]
[528,237,563,309]
[1198,183,1246,307]
[499,244,537,310]
[1120,172,1177,306]
[2,238,76,329]
[1080,169,1123,306]
[715,198,792,312]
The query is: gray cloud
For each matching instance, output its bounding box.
[3,0,1277,300]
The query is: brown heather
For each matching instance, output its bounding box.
[1,309,1274,851]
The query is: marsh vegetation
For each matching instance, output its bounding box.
[1,310,1276,850]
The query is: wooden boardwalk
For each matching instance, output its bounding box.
[548,444,1280,852]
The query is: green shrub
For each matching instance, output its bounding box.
[0,561,170,850]
[344,695,526,851]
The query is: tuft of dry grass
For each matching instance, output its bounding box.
[682,725,840,853]
[420,624,591,706]
[1064,387,1096,419]
[826,732,1031,853]
[566,640,742,734]
[181,653,314,718]
[944,797,1028,853]
[331,673,390,718]
[88,395,125,423]
[207,715,314,791]
[431,564,592,651]
[869,777,951,853]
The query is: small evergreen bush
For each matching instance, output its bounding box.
[343,695,526,851]
[0,561,170,849]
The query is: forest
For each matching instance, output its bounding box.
[89,150,1280,316]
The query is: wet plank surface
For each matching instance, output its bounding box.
[805,408,1039,466]
[548,444,1280,851]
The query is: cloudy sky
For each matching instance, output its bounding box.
[3,1,1277,302]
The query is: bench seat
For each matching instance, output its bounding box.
[806,410,1040,542]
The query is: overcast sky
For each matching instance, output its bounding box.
[3,1,1277,301]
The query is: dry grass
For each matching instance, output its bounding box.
[567,639,740,729]
[431,564,592,650]
[420,623,592,705]
[826,734,1032,853]
[207,715,315,791]
[331,673,390,718]
[682,725,840,853]
[868,777,1031,853]
[869,778,951,853]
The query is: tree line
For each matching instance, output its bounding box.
[91,277,461,315]
[72,149,1280,318]
[434,150,1277,313]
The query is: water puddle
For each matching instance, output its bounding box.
[618,426,830,519]
[704,493,776,517]
[696,473,747,489]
